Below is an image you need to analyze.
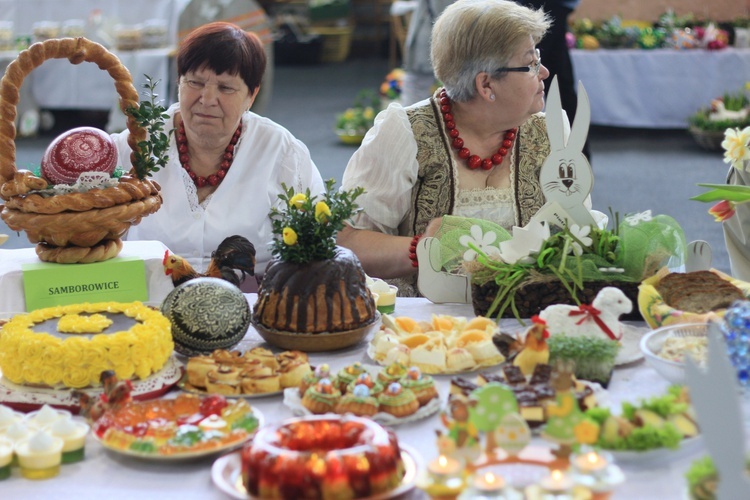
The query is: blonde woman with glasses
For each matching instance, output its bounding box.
[113,22,323,290]
[338,0,600,296]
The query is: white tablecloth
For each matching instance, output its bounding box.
[570,48,750,128]
[2,295,741,499]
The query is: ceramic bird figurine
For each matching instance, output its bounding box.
[513,316,550,377]
[163,234,256,287]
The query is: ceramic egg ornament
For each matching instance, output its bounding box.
[41,126,118,185]
[161,277,251,356]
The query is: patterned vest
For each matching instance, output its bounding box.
[390,93,550,297]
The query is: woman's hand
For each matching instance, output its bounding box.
[337,224,417,279]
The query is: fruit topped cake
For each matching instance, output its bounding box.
[253,180,377,334]
[0,302,173,389]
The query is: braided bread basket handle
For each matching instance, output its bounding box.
[0,37,146,186]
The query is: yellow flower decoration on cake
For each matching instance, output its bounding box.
[0,302,173,389]
[58,313,113,333]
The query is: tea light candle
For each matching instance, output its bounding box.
[474,471,505,493]
[420,455,466,499]
[428,455,461,478]
[573,451,608,474]
[539,469,573,494]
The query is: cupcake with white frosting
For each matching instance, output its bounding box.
[25,405,72,431]
[15,431,64,479]
[0,405,24,432]
[50,417,89,464]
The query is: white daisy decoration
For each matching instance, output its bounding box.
[624,210,653,226]
[459,225,499,261]
[498,220,550,265]
[568,224,593,256]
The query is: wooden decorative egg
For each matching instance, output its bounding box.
[161,277,251,356]
[41,126,118,185]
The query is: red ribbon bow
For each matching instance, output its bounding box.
[567,304,621,341]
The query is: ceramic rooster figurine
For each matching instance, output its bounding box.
[513,315,550,376]
[73,370,133,421]
[163,235,256,288]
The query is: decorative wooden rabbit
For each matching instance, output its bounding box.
[537,76,596,228]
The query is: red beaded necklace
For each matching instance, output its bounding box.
[438,89,517,171]
[177,122,242,188]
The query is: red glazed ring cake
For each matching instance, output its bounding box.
[242,414,404,499]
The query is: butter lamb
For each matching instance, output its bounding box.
[538,287,632,341]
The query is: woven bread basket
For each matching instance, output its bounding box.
[0,37,163,264]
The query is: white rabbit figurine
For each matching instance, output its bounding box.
[538,76,596,227]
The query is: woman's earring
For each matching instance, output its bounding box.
[489,94,496,101]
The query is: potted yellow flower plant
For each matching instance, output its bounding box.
[335,89,380,145]
[252,179,379,351]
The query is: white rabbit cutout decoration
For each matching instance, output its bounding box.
[538,76,596,228]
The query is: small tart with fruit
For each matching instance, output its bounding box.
[335,384,379,417]
[300,364,333,397]
[335,362,367,392]
[399,366,438,406]
[346,372,384,397]
[301,378,341,415]
[377,361,409,386]
[377,382,419,418]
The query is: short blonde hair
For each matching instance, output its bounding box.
[431,0,550,102]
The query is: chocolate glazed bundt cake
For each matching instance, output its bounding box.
[253,246,377,333]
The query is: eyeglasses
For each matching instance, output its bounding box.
[496,49,542,77]
[181,77,240,95]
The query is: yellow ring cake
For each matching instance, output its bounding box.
[0,302,173,388]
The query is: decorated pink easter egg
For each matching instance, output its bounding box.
[41,127,118,185]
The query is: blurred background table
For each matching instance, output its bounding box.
[570,48,750,128]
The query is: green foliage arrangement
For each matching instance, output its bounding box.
[126,75,172,179]
[471,221,625,320]
[689,88,750,132]
[269,178,364,263]
[547,335,621,385]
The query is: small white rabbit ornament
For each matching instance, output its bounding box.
[537,76,596,228]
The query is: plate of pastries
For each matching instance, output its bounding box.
[181,347,311,397]
[368,314,506,375]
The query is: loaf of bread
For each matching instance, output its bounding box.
[656,270,745,314]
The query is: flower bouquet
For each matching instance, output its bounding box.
[433,213,686,321]
[334,89,380,145]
